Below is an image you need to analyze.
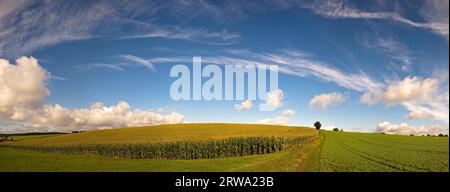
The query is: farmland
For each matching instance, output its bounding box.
[8,123,314,146]
[0,123,448,172]
[0,124,320,171]
[312,131,449,172]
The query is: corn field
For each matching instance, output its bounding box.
[13,136,313,160]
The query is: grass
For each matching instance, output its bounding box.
[311,130,449,172]
[0,147,286,172]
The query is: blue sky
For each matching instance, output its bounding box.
[0,0,448,134]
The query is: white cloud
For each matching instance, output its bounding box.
[124,27,240,46]
[406,109,431,120]
[361,76,439,105]
[358,37,414,72]
[376,122,448,135]
[265,89,284,109]
[228,50,382,92]
[390,77,436,104]
[402,100,449,123]
[0,1,241,57]
[257,108,295,125]
[234,100,253,111]
[309,92,346,110]
[75,63,125,72]
[419,0,449,29]
[301,0,449,38]
[281,109,295,116]
[32,102,184,131]
[1,0,446,57]
[0,57,49,120]
[360,76,448,123]
[120,55,155,71]
[144,49,383,92]
[257,116,289,125]
[0,0,28,22]
[0,57,184,133]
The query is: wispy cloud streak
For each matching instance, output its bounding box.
[0,0,241,57]
[300,0,449,38]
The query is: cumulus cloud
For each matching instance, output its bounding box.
[402,100,449,123]
[376,122,448,136]
[360,76,448,123]
[309,92,346,110]
[361,76,439,105]
[257,116,289,125]
[281,109,296,116]
[0,57,184,133]
[234,100,253,111]
[32,102,184,131]
[257,108,296,125]
[265,89,284,109]
[406,109,431,120]
[0,57,49,120]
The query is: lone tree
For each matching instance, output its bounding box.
[314,121,322,130]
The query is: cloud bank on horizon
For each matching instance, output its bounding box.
[0,0,448,135]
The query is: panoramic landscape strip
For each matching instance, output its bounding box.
[0,0,448,174]
[1,123,448,172]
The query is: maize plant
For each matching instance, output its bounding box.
[13,136,313,160]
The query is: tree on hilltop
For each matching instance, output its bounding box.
[314,121,322,130]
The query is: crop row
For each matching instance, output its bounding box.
[12,136,312,160]
[318,131,448,172]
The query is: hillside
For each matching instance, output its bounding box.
[8,123,316,147]
[0,123,320,171]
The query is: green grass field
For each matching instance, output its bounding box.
[0,123,448,172]
[312,131,449,172]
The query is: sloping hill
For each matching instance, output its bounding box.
[0,123,320,171]
[10,123,316,147]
